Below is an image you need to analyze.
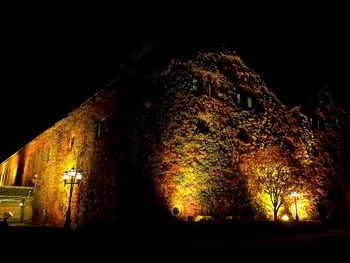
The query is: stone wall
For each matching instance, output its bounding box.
[0,88,122,228]
[0,49,349,226]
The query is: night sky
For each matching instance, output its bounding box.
[0,4,349,162]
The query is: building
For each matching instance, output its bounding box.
[0,186,33,224]
[0,49,349,228]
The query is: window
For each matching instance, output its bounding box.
[192,77,203,96]
[311,118,325,130]
[69,137,75,150]
[247,96,253,108]
[237,128,250,143]
[46,147,51,162]
[196,120,210,134]
[97,121,103,138]
[95,119,106,139]
[205,82,212,96]
[237,93,241,105]
[173,207,179,216]
[192,77,216,97]
[193,78,199,93]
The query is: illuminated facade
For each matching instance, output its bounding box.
[0,50,349,227]
[0,88,121,227]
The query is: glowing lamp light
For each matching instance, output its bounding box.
[69,168,76,177]
[281,215,289,221]
[63,168,83,186]
[291,191,300,221]
[291,191,300,198]
[62,167,83,228]
[63,172,69,181]
[194,215,203,222]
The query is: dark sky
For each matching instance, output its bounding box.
[0,4,349,162]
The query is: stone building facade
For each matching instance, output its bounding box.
[0,49,349,227]
[0,88,122,228]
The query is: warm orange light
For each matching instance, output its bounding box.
[281,215,289,221]
[69,168,76,177]
[291,191,300,198]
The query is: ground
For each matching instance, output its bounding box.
[1,221,350,261]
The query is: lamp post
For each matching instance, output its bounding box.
[291,191,300,221]
[19,199,24,223]
[63,167,82,228]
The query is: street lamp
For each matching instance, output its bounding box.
[62,167,82,228]
[19,199,24,223]
[291,191,300,221]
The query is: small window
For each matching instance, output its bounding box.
[95,119,106,139]
[192,77,202,96]
[173,207,179,216]
[47,147,51,162]
[247,96,252,108]
[237,128,250,143]
[237,93,241,105]
[196,120,210,134]
[193,78,199,92]
[69,137,75,150]
[204,82,213,96]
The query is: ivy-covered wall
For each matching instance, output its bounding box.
[141,50,350,221]
[0,88,121,228]
[1,49,349,227]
